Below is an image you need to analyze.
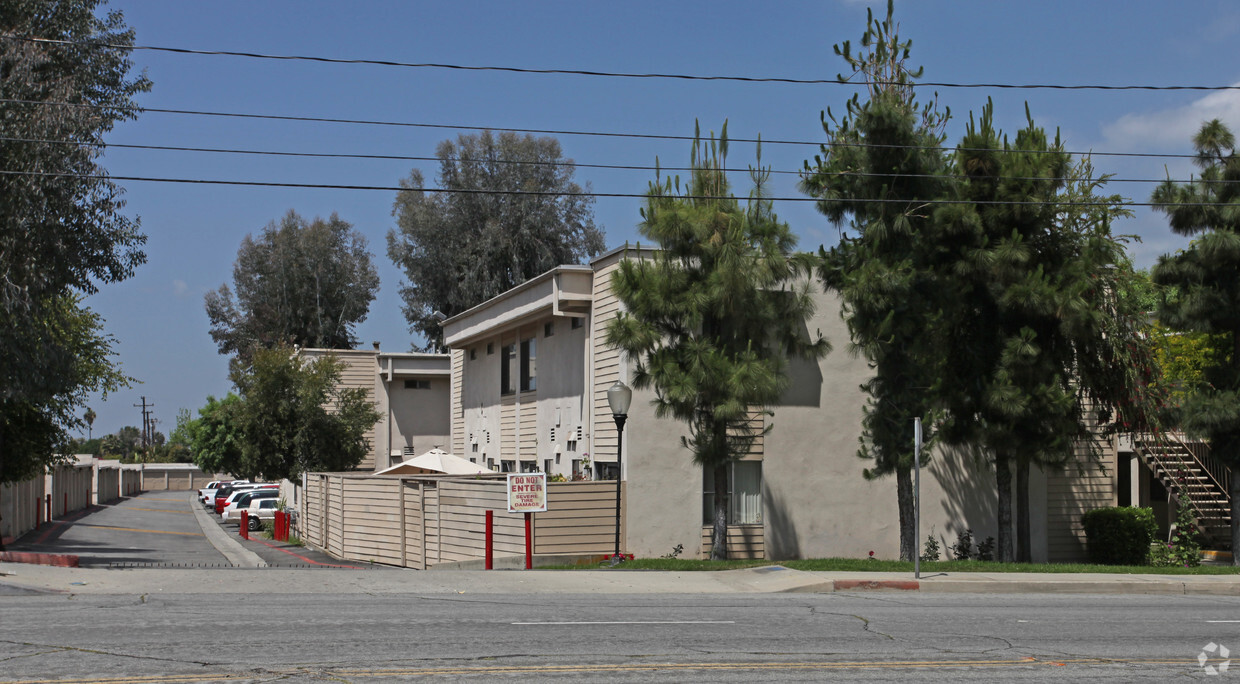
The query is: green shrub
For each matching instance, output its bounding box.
[1081,507,1158,565]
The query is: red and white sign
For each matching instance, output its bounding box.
[507,473,547,513]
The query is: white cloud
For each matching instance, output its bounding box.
[1102,85,1240,151]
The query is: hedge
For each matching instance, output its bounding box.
[1081,506,1158,565]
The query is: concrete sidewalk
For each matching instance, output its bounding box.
[2,562,1238,597]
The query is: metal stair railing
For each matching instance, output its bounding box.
[1132,432,1231,537]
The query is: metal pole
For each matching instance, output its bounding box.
[612,414,627,563]
[914,417,922,580]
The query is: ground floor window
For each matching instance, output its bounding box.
[501,459,515,473]
[598,462,619,481]
[702,461,763,525]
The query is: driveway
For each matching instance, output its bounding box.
[6,490,383,569]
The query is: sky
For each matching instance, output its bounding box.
[77,0,1240,436]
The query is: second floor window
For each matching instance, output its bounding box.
[501,338,537,394]
[501,343,517,395]
[521,338,536,391]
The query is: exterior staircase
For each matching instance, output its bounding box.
[1133,433,1232,548]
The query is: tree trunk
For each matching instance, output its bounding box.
[1016,459,1030,563]
[0,421,5,552]
[711,463,729,561]
[896,466,915,562]
[1232,468,1240,567]
[995,455,1014,562]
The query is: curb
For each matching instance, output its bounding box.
[190,496,267,568]
[0,551,79,568]
[833,579,919,591]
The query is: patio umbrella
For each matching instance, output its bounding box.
[375,448,492,475]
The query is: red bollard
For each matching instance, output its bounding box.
[273,511,284,541]
[524,512,533,570]
[240,511,249,540]
[485,510,493,570]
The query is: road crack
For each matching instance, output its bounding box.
[0,639,219,667]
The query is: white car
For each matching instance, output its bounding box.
[245,498,281,531]
[200,480,248,506]
[221,489,280,524]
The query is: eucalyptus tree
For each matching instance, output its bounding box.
[206,211,380,360]
[607,125,829,560]
[1151,120,1240,562]
[800,0,949,562]
[387,131,605,350]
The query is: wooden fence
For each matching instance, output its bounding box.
[47,465,92,519]
[120,468,141,497]
[302,473,624,569]
[1,476,44,543]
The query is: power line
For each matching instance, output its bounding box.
[12,36,1240,92]
[2,134,1222,186]
[0,98,1208,162]
[0,168,1203,208]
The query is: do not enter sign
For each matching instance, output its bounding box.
[507,473,548,513]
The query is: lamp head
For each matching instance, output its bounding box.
[607,380,632,417]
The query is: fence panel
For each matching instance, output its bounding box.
[340,478,403,566]
[95,467,120,504]
[298,474,630,567]
[1,476,44,542]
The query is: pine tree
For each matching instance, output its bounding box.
[933,103,1140,562]
[607,124,829,560]
[1151,119,1240,563]
[800,0,949,562]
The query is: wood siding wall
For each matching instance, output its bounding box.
[1045,438,1117,562]
[333,354,379,471]
[699,525,765,560]
[301,473,625,567]
[591,259,623,459]
[518,393,538,460]
[0,476,44,542]
[451,349,465,455]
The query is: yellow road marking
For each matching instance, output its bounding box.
[73,524,202,537]
[0,656,1202,683]
[122,507,191,515]
[0,676,250,684]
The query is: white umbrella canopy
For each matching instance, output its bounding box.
[375,448,492,476]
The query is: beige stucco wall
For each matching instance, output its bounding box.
[620,284,1052,562]
[386,376,451,460]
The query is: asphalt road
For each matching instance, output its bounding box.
[8,490,365,569]
[1,590,1238,682]
[10,492,229,567]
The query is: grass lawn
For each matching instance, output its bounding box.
[547,556,1240,575]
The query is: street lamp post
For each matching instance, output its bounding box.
[607,380,632,564]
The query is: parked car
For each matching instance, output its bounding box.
[212,483,275,513]
[221,490,280,524]
[246,498,281,531]
[202,480,248,506]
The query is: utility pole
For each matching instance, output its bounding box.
[134,397,154,464]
